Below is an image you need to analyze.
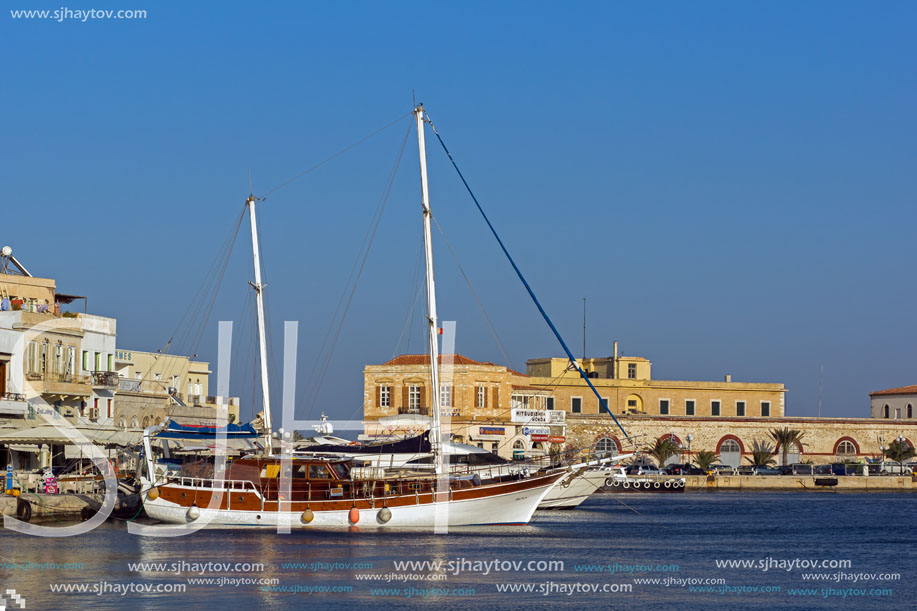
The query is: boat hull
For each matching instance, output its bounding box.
[538,468,608,509]
[142,471,563,528]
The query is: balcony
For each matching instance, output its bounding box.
[398,406,430,416]
[91,371,120,389]
[0,392,29,416]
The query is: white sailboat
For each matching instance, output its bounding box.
[139,104,565,528]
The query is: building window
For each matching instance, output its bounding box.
[884,404,889,418]
[594,437,618,457]
[761,401,770,417]
[94,352,101,372]
[627,399,637,407]
[107,354,114,371]
[378,386,391,408]
[659,399,669,415]
[107,399,113,419]
[476,386,486,408]
[408,385,421,410]
[711,400,721,416]
[82,350,89,371]
[628,363,637,379]
[546,397,554,410]
[513,439,526,461]
[490,442,499,455]
[909,404,913,419]
[571,397,582,414]
[685,400,695,416]
[440,385,452,408]
[736,401,746,417]
[836,440,857,458]
[600,397,610,414]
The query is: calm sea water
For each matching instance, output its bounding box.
[1,492,914,610]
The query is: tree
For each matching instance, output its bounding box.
[645,437,681,467]
[693,450,718,471]
[745,440,777,468]
[769,427,805,466]
[884,439,916,464]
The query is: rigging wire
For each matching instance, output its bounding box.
[301,118,415,416]
[430,214,513,372]
[261,112,413,199]
[391,238,426,359]
[425,114,630,440]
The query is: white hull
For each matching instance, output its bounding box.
[538,468,608,509]
[142,475,560,529]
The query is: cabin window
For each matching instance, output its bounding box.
[309,465,332,479]
[331,463,349,479]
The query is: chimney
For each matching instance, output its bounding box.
[613,341,618,359]
[724,374,732,383]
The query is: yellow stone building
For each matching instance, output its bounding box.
[363,351,916,465]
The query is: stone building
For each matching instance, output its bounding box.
[870,385,917,420]
[363,350,917,465]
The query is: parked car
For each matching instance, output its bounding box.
[753,466,780,475]
[736,466,756,475]
[790,463,815,475]
[710,465,738,476]
[664,463,706,475]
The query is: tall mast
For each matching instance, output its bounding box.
[415,104,443,476]
[246,195,273,455]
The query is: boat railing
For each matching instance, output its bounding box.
[175,476,263,498]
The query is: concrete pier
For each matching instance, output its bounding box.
[0,493,141,523]
[683,474,917,491]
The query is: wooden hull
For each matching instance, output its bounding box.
[141,471,564,528]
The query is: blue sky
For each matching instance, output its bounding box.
[3,1,915,422]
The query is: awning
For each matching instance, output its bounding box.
[0,425,142,447]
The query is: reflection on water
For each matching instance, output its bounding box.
[1,493,914,610]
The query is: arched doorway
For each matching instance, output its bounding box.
[512,439,526,461]
[717,437,742,467]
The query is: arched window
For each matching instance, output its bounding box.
[118,417,126,430]
[884,404,890,418]
[908,404,913,419]
[594,436,619,458]
[719,439,741,467]
[154,417,162,426]
[836,440,857,458]
[142,416,149,428]
[130,417,139,428]
[513,439,526,461]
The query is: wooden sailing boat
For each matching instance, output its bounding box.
[139,104,565,528]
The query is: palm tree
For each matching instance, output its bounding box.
[884,439,916,465]
[745,440,777,468]
[769,427,805,466]
[693,450,718,471]
[645,437,681,467]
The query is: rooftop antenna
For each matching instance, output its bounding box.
[582,297,586,363]
[818,364,824,418]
